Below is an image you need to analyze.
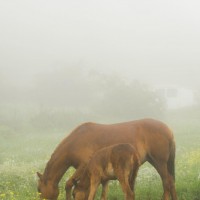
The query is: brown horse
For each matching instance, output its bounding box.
[72,143,140,200]
[37,118,177,200]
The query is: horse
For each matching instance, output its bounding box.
[37,118,177,200]
[72,143,140,200]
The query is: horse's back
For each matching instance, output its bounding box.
[67,119,174,164]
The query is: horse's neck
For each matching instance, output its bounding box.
[43,151,70,185]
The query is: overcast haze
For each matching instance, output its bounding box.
[1,2,200,199]
[1,0,200,89]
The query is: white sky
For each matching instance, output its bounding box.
[0,0,200,88]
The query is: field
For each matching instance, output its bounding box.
[0,120,200,200]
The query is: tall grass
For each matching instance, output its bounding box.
[0,121,200,199]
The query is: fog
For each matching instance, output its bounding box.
[1,0,200,132]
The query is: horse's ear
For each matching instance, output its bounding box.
[37,172,43,180]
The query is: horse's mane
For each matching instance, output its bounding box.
[43,151,59,182]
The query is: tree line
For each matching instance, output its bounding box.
[0,67,165,133]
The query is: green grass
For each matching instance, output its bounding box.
[0,121,200,200]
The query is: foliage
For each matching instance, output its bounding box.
[0,68,165,132]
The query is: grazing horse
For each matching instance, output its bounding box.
[37,118,177,200]
[72,143,140,200]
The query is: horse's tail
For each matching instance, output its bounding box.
[167,137,176,181]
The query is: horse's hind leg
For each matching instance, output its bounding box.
[168,175,177,200]
[156,162,177,200]
[153,162,171,200]
[159,165,177,200]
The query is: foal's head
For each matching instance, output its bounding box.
[72,187,89,200]
[37,172,59,200]
[72,179,89,200]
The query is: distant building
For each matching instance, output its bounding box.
[155,85,196,109]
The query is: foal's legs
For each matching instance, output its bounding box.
[88,177,101,200]
[117,170,134,200]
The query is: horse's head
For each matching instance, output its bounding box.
[37,172,59,200]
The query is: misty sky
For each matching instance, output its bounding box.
[0,0,200,89]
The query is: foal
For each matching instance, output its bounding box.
[72,143,140,200]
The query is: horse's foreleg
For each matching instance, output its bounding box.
[100,181,109,200]
[65,178,73,200]
[65,166,85,200]
[129,165,139,192]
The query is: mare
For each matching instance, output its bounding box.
[37,118,177,200]
[72,143,140,200]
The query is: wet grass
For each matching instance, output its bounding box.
[0,121,200,199]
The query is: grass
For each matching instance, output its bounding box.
[0,120,200,200]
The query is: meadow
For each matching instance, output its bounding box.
[0,120,200,200]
